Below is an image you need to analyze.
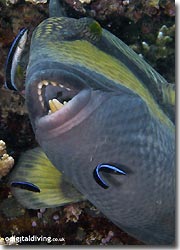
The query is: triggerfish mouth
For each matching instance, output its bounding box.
[9,0,175,245]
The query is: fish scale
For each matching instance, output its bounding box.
[36,93,174,244]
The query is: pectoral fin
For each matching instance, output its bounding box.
[162,82,175,107]
[161,83,175,123]
[9,147,84,209]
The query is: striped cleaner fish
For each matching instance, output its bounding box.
[9,0,175,245]
[5,28,28,91]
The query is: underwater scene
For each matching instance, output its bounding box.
[0,0,175,246]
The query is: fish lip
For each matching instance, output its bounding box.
[35,88,92,134]
[25,65,91,132]
[25,63,109,135]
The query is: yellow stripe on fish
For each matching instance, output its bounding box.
[37,38,173,130]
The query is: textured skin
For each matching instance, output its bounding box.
[24,15,175,245]
[36,92,175,245]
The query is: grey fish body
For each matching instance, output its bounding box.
[34,89,175,245]
[8,2,175,244]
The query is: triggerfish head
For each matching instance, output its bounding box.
[9,0,175,245]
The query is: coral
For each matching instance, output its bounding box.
[4,235,18,245]
[147,0,159,8]
[85,230,103,244]
[101,230,114,244]
[5,0,19,5]
[0,89,37,156]
[90,0,126,20]
[155,24,175,58]
[0,197,25,218]
[132,23,175,82]
[64,204,82,223]
[160,0,175,16]
[140,24,175,60]
[0,235,19,245]
[25,0,48,4]
[0,198,143,245]
[64,0,175,22]
[52,214,60,221]
[0,140,14,178]
[0,140,6,155]
[5,0,47,5]
[0,236,6,245]
[79,0,91,3]
[75,227,86,241]
[0,89,27,119]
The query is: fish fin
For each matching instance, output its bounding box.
[9,147,84,209]
[161,82,175,107]
[161,83,175,123]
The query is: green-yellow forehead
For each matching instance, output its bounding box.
[33,17,102,43]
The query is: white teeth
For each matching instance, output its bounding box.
[37,80,72,109]
[48,99,71,114]
[38,80,48,90]
[43,80,48,86]
[39,95,43,102]
[66,87,71,91]
[38,89,41,96]
[49,99,64,113]
[38,82,43,89]
[51,81,57,86]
